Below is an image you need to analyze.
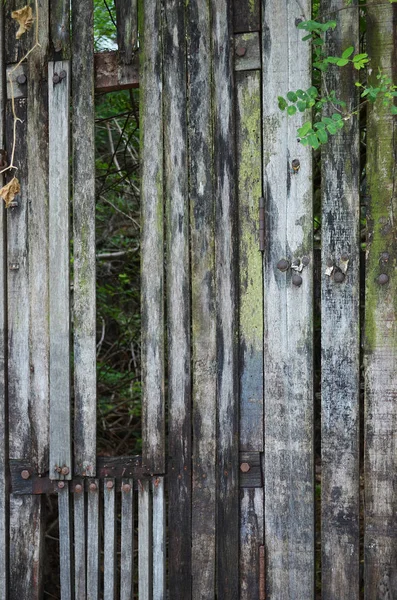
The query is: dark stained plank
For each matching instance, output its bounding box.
[233,0,260,33]
[58,483,72,600]
[72,0,96,477]
[73,480,86,600]
[320,1,360,598]
[163,2,192,596]
[364,2,397,597]
[240,488,264,600]
[104,479,117,600]
[262,0,314,597]
[152,477,165,599]
[140,0,165,475]
[212,1,239,597]
[50,0,70,58]
[187,1,216,597]
[87,479,100,600]
[120,479,134,600]
[115,0,137,64]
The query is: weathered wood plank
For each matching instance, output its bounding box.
[140,0,165,475]
[234,33,261,71]
[104,479,117,600]
[72,0,96,477]
[115,0,137,64]
[233,0,260,33]
[262,0,314,597]
[87,480,100,600]
[138,479,151,600]
[94,51,139,93]
[320,2,360,598]
[212,1,239,597]
[120,478,134,600]
[58,483,72,600]
[364,2,397,597]
[187,1,216,596]
[152,477,165,599]
[240,488,264,600]
[50,0,70,58]
[49,60,71,480]
[73,480,86,600]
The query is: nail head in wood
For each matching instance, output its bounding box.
[291,159,300,173]
[52,73,60,84]
[89,482,97,492]
[16,74,27,85]
[277,259,289,272]
[236,46,247,57]
[58,481,65,489]
[61,466,69,476]
[378,273,389,285]
[122,483,132,493]
[292,274,303,287]
[59,70,67,80]
[240,462,251,473]
[302,256,310,266]
[380,252,390,262]
[74,484,83,493]
[334,271,345,283]
[21,470,30,480]
[106,480,114,490]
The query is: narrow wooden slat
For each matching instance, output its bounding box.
[240,489,264,599]
[212,1,239,596]
[320,2,360,598]
[104,479,116,600]
[74,480,86,600]
[138,479,151,600]
[233,0,260,33]
[187,1,216,596]
[152,477,165,599]
[87,479,100,600]
[49,60,71,480]
[58,483,72,600]
[262,0,314,597]
[50,0,70,57]
[120,478,134,600]
[72,0,96,477]
[364,2,397,596]
[163,1,191,596]
[115,0,137,64]
[94,51,139,93]
[140,0,165,475]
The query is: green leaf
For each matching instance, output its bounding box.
[296,89,308,100]
[391,106,397,115]
[342,46,354,59]
[297,121,312,137]
[326,124,338,135]
[316,128,328,144]
[307,86,318,98]
[336,58,349,67]
[314,121,326,129]
[297,100,307,112]
[353,53,369,62]
[325,57,340,65]
[299,137,309,146]
[287,91,298,102]
[287,105,297,116]
[308,133,320,149]
[302,34,312,41]
[332,113,342,121]
[312,38,324,46]
[278,96,288,110]
[323,117,334,125]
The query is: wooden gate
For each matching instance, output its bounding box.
[0,0,396,599]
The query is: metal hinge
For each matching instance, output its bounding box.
[259,197,265,252]
[259,545,265,599]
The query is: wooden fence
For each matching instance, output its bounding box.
[0,0,396,598]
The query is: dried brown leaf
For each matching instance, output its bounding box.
[0,177,20,208]
[11,6,34,40]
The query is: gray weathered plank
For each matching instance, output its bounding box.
[115,0,137,64]
[49,60,71,480]
[212,1,239,596]
[234,33,261,71]
[73,480,86,600]
[240,488,264,600]
[187,1,217,596]
[58,483,72,600]
[72,0,96,477]
[140,0,165,475]
[262,0,314,597]
[120,479,134,600]
[138,479,151,600]
[152,477,165,599]
[104,479,117,600]
[163,1,192,596]
[321,2,360,598]
[87,480,100,600]
[50,0,70,57]
[364,2,397,597]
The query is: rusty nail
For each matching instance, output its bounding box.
[52,73,60,84]
[106,480,114,490]
[21,470,30,480]
[16,74,27,85]
[89,482,97,492]
[334,270,345,283]
[292,274,303,287]
[277,259,289,272]
[291,159,300,173]
[58,481,65,489]
[240,463,251,473]
[378,273,389,285]
[59,70,67,79]
[74,484,83,494]
[9,263,19,271]
[122,483,132,493]
[236,46,247,57]
[61,466,69,476]
[302,256,310,266]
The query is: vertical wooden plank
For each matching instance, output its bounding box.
[163,1,192,596]
[262,0,314,597]
[152,477,165,600]
[240,489,264,599]
[72,0,96,477]
[140,0,165,475]
[50,0,70,57]
[364,2,397,597]
[104,479,116,600]
[187,1,217,597]
[233,0,260,33]
[120,479,134,600]
[138,479,151,600]
[212,1,239,597]
[49,60,71,480]
[87,479,100,600]
[74,480,86,600]
[58,483,72,600]
[320,2,360,598]
[115,0,137,64]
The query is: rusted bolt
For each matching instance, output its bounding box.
[291,159,300,173]
[106,480,114,490]
[277,259,289,272]
[52,73,60,84]
[89,482,97,492]
[334,271,345,283]
[16,74,27,85]
[302,256,310,266]
[61,466,69,476]
[74,484,83,494]
[58,481,65,489]
[59,70,67,80]
[378,273,389,285]
[236,46,247,57]
[122,483,132,493]
[21,470,30,480]
[292,274,303,287]
[240,463,251,473]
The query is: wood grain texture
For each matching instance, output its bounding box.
[233,0,260,33]
[321,2,360,598]
[163,1,192,596]
[58,483,72,600]
[152,477,165,599]
[94,51,139,93]
[234,33,261,71]
[87,480,100,600]
[115,0,137,64]
[240,488,264,600]
[73,481,86,600]
[364,3,397,598]
[262,0,314,597]
[120,478,134,600]
[212,1,239,597]
[50,0,70,58]
[138,479,151,600]
[140,0,165,475]
[104,479,117,600]
[72,0,96,477]
[187,1,217,597]
[49,60,71,480]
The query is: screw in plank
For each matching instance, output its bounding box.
[89,482,97,492]
[59,70,67,80]
[122,483,132,493]
[240,463,251,473]
[277,259,289,272]
[378,273,389,285]
[334,271,345,283]
[106,480,114,490]
[292,274,303,287]
[52,73,60,84]
[16,74,27,85]
[74,484,83,493]
[302,256,310,266]
[61,466,69,476]
[58,481,65,489]
[21,470,30,480]
[236,46,247,57]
